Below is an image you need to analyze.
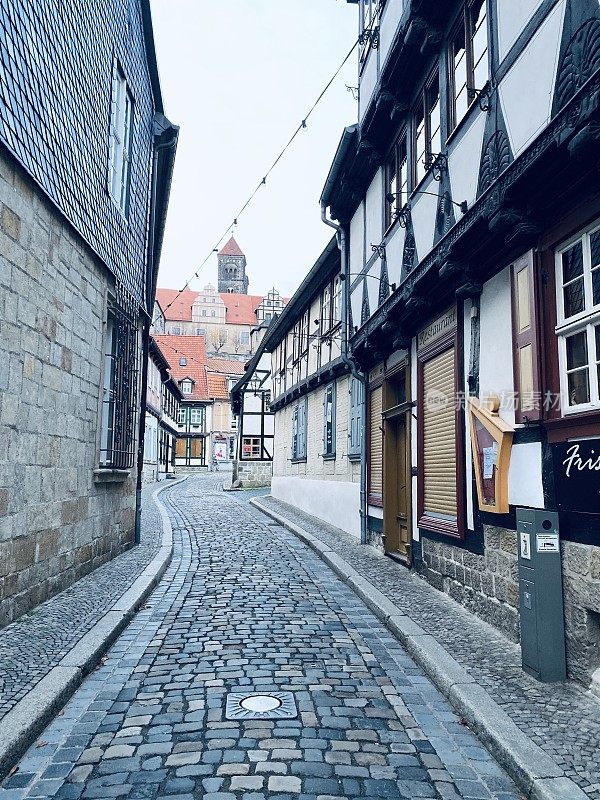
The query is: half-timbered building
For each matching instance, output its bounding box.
[321,0,600,685]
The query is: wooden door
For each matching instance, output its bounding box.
[383,412,411,559]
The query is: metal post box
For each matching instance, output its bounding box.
[516,508,567,682]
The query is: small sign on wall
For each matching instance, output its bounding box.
[552,439,600,514]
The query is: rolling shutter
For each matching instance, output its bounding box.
[369,385,383,499]
[423,347,457,518]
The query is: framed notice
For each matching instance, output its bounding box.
[468,396,514,514]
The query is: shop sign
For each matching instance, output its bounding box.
[552,439,600,514]
[417,307,457,352]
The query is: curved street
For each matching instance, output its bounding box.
[1,476,520,800]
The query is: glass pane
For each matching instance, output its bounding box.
[456,85,469,122]
[471,0,488,71]
[562,241,584,282]
[593,266,600,307]
[473,52,488,93]
[563,277,584,318]
[428,77,441,156]
[453,28,467,124]
[566,330,588,370]
[415,107,425,184]
[567,368,590,406]
[399,149,408,208]
[590,230,600,269]
[596,324,600,359]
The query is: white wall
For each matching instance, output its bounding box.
[479,267,515,425]
[365,169,383,250]
[508,442,545,508]
[272,475,361,537]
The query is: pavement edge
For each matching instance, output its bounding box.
[250,495,589,800]
[0,477,185,781]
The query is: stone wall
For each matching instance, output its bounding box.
[417,526,600,685]
[235,460,272,488]
[0,150,138,628]
[417,526,520,643]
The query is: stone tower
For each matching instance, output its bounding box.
[217,236,249,294]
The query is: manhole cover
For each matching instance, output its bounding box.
[225,691,297,720]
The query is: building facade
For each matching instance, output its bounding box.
[143,338,181,483]
[155,238,286,358]
[230,326,276,488]
[320,0,600,685]
[0,0,177,625]
[262,239,362,535]
[206,359,245,465]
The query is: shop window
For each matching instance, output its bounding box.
[242,437,261,459]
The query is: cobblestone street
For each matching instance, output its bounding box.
[0,476,521,800]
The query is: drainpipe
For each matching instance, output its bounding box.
[321,203,368,545]
[134,119,178,544]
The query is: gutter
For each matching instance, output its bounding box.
[321,202,368,546]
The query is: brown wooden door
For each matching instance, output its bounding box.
[383,412,411,559]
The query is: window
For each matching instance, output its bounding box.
[108,66,134,214]
[413,71,441,186]
[349,376,364,458]
[321,283,332,333]
[242,437,261,459]
[99,298,139,469]
[178,407,186,425]
[291,397,307,460]
[384,131,408,229]
[300,310,309,355]
[360,0,383,63]
[240,331,250,345]
[196,327,206,336]
[190,407,204,426]
[449,0,489,133]
[332,277,342,325]
[179,357,187,366]
[555,227,600,411]
[171,325,181,335]
[231,415,238,431]
[181,380,192,394]
[323,383,336,457]
[263,392,271,413]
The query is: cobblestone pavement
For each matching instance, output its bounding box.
[257,495,600,800]
[0,476,521,800]
[0,481,167,724]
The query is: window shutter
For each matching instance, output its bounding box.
[349,377,363,456]
[511,251,541,422]
[422,347,457,518]
[369,385,383,500]
[300,397,308,458]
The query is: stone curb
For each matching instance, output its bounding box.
[0,477,185,781]
[250,496,588,800]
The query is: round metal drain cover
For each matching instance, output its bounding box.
[240,695,282,712]
[226,691,297,720]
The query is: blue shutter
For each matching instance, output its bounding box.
[299,397,307,458]
[349,377,363,456]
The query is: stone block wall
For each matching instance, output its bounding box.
[417,526,520,643]
[417,526,600,685]
[235,460,272,488]
[0,150,138,628]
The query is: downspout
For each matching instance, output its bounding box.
[321,203,368,545]
[134,120,178,544]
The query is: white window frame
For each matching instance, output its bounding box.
[181,380,193,395]
[190,407,204,427]
[555,222,600,414]
[109,65,134,215]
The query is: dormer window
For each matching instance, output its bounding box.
[179,357,187,367]
[181,379,193,395]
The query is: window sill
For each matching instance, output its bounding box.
[94,468,131,484]
[290,457,307,464]
[348,453,362,462]
[445,90,487,149]
[322,453,336,461]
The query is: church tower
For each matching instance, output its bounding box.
[217,236,249,294]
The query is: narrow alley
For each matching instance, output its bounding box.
[0,477,520,800]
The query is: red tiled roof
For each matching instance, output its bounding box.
[207,374,228,399]
[221,294,265,325]
[154,335,209,401]
[156,286,289,326]
[155,288,198,322]
[206,357,246,375]
[218,236,245,257]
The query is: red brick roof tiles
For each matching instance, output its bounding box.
[154,335,209,401]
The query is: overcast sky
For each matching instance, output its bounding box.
[150,0,358,299]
